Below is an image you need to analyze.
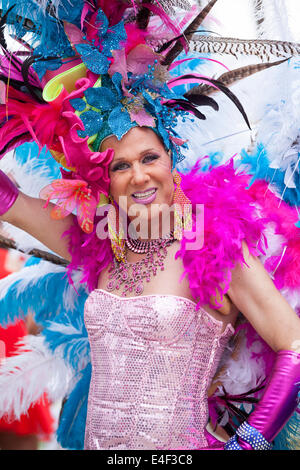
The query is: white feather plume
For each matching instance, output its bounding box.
[251,0,295,41]
[1,223,56,254]
[0,149,55,198]
[32,0,74,16]
[0,335,73,420]
[254,64,300,193]
[215,333,266,398]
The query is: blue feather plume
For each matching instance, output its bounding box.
[1,0,82,79]
[0,263,78,327]
[56,362,91,450]
[239,143,300,208]
[273,405,300,450]
[14,142,61,180]
[42,298,90,374]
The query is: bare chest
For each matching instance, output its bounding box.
[97,241,192,300]
[97,242,239,329]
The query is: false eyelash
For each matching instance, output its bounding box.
[142,153,160,163]
[111,162,129,172]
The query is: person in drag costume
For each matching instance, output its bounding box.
[0,0,299,450]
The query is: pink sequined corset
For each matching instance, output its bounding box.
[84,290,234,450]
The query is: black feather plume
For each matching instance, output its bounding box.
[164,98,208,120]
[162,0,219,66]
[0,47,44,102]
[0,132,31,157]
[21,55,45,103]
[157,29,220,54]
[185,93,219,110]
[181,74,251,129]
[137,1,153,30]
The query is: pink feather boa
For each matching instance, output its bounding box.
[64,214,113,291]
[63,160,287,302]
[178,161,268,309]
[64,160,300,304]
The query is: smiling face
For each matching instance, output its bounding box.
[101,127,175,237]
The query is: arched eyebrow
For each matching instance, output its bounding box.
[111,148,160,163]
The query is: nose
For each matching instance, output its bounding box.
[131,162,150,186]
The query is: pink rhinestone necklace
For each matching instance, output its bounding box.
[106,233,175,296]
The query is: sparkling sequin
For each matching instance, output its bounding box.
[96,9,109,36]
[70,98,87,112]
[78,110,104,138]
[75,44,109,75]
[101,22,127,57]
[108,105,135,140]
[224,421,273,451]
[84,87,117,111]
[111,72,123,99]
[84,290,234,450]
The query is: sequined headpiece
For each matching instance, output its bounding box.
[0,1,253,233]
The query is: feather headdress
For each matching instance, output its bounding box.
[0,0,281,234]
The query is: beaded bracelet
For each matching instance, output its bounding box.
[224,421,273,450]
[224,434,243,450]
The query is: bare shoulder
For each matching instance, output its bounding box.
[227,242,300,352]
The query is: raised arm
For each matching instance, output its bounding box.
[224,242,300,450]
[0,170,72,261]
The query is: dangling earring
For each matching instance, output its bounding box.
[107,196,126,262]
[173,170,192,240]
